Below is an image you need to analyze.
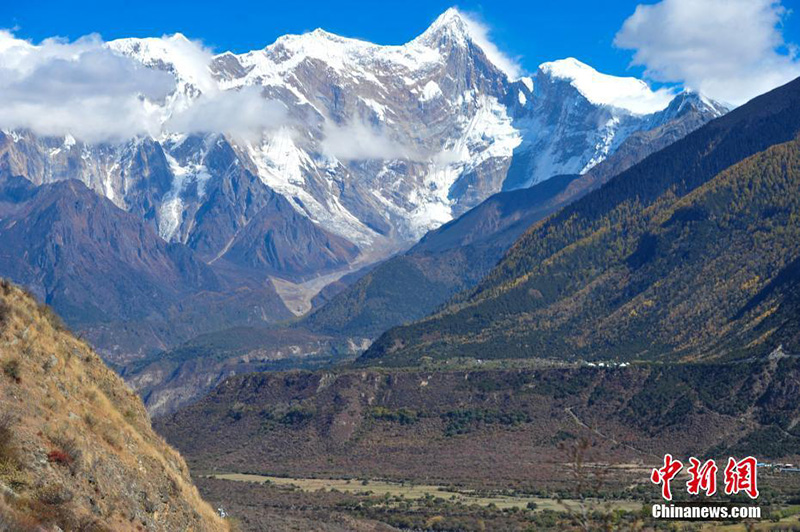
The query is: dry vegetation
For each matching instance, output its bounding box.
[0,279,227,531]
[158,363,800,489]
[156,362,800,529]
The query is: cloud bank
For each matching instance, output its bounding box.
[167,87,287,143]
[0,31,173,142]
[0,31,288,143]
[615,0,800,106]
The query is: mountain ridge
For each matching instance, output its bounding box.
[361,75,800,366]
[122,89,729,414]
[0,8,726,361]
[301,88,726,341]
[0,176,295,362]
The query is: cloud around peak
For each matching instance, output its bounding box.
[540,57,675,114]
[0,31,174,142]
[459,11,523,79]
[615,0,800,106]
[422,8,523,79]
[0,30,288,143]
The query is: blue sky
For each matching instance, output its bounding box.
[3,0,797,81]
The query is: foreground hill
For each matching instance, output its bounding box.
[0,280,226,531]
[362,76,800,366]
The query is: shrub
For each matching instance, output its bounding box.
[441,409,531,437]
[37,483,74,505]
[48,435,82,473]
[0,413,18,464]
[3,358,21,382]
[100,425,122,450]
[38,303,66,332]
[123,409,137,423]
[47,450,73,466]
[0,414,26,489]
[0,500,40,532]
[279,406,314,426]
[369,407,421,425]
[83,413,97,430]
[0,299,10,330]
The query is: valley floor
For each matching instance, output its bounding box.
[193,472,800,531]
[207,472,643,513]
[153,360,800,530]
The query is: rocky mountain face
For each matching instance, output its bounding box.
[0,176,295,363]
[0,132,357,280]
[1,8,728,257]
[503,60,726,190]
[0,8,726,362]
[0,280,226,530]
[108,10,724,251]
[362,75,800,366]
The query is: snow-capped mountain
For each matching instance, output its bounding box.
[0,7,730,362]
[0,8,726,276]
[502,58,727,190]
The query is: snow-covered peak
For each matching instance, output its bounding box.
[216,7,519,90]
[272,27,375,51]
[109,34,217,94]
[414,8,472,46]
[413,8,521,79]
[264,28,382,72]
[672,89,729,116]
[433,7,464,26]
[538,58,674,115]
[222,26,442,88]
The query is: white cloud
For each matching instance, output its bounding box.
[165,87,288,143]
[0,31,173,142]
[321,120,421,162]
[459,11,523,79]
[0,31,289,143]
[615,0,800,106]
[108,34,220,95]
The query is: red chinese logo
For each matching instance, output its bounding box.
[651,454,683,501]
[723,456,759,499]
[686,457,718,496]
[651,455,759,500]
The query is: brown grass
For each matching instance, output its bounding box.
[0,279,228,531]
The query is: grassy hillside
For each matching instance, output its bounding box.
[0,280,226,531]
[362,77,800,366]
